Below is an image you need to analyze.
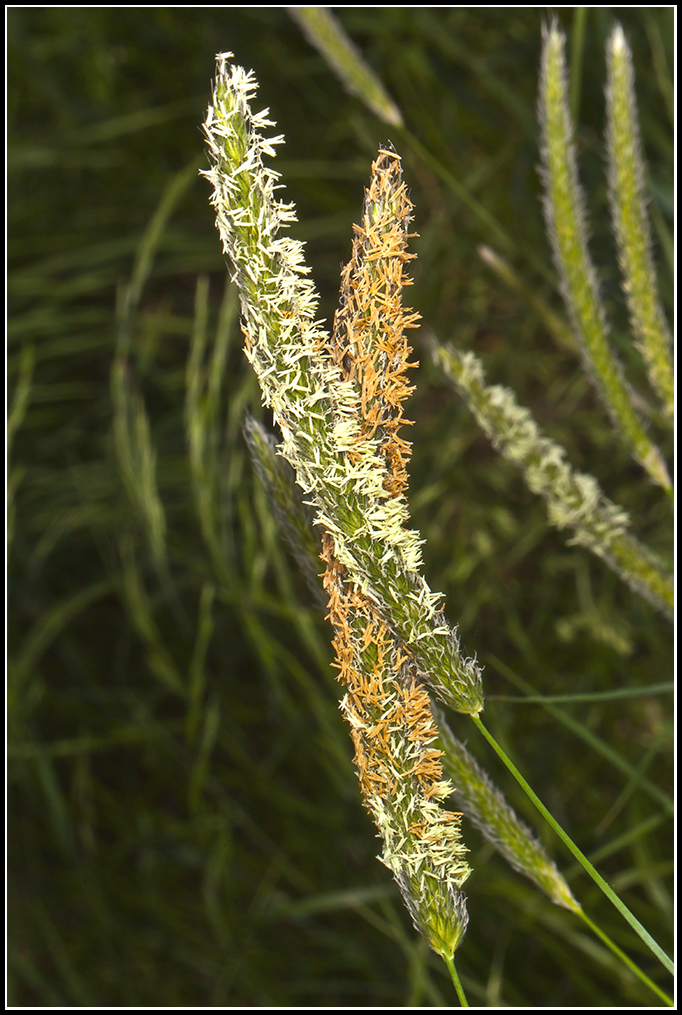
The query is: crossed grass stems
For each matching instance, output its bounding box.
[198,15,673,1006]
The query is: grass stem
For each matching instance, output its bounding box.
[470,714,674,977]
[576,909,673,1006]
[444,955,469,1007]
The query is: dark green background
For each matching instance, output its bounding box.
[8,7,673,1007]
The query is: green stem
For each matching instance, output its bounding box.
[444,955,468,1007]
[470,714,674,977]
[576,909,673,1006]
[491,681,674,704]
[485,653,672,814]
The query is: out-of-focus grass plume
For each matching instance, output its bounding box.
[288,7,404,127]
[430,340,673,618]
[434,707,580,914]
[538,22,671,494]
[605,25,674,423]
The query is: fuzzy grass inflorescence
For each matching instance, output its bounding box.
[430,341,673,619]
[204,59,481,960]
[202,53,484,718]
[320,146,474,959]
[605,25,674,422]
[321,532,471,960]
[538,21,671,494]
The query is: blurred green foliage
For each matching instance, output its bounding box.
[8,7,673,1006]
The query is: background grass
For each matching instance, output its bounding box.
[8,7,673,1007]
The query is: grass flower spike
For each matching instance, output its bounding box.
[431,341,673,619]
[539,22,671,493]
[288,7,403,127]
[203,53,484,717]
[606,24,674,422]
[322,532,471,961]
[434,708,579,913]
[321,147,472,959]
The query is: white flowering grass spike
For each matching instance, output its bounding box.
[203,54,483,715]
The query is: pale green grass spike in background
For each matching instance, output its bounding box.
[606,24,674,423]
[431,341,673,620]
[539,22,671,494]
[434,707,580,913]
[288,7,403,127]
